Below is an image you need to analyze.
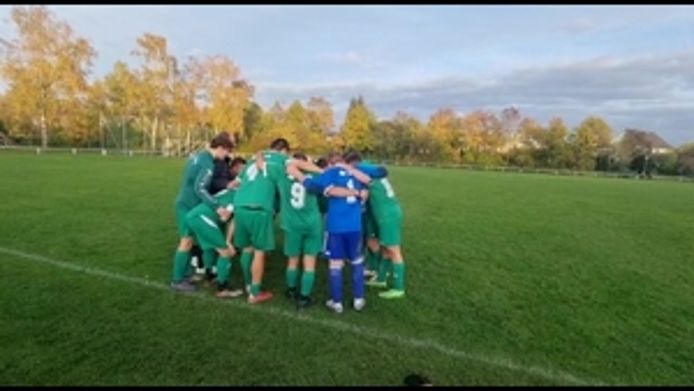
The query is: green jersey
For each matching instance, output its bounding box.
[278,172,321,232]
[187,189,236,226]
[368,177,402,221]
[233,150,288,212]
[175,150,219,210]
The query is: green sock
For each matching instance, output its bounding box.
[250,283,261,296]
[202,250,217,270]
[286,267,299,289]
[366,249,378,271]
[377,255,389,283]
[172,250,190,283]
[392,262,406,291]
[216,256,231,285]
[240,252,253,286]
[300,270,315,297]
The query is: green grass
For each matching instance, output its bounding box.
[1,151,693,386]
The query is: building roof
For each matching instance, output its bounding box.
[615,129,673,150]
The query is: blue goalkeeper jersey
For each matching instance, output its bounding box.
[303,167,365,234]
[303,165,387,234]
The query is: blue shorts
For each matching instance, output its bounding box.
[325,231,362,262]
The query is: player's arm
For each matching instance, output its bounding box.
[287,164,306,182]
[334,163,378,186]
[287,159,323,174]
[194,167,221,210]
[359,188,369,203]
[325,186,360,198]
[356,163,388,179]
[351,175,369,203]
[254,150,267,176]
[227,177,241,189]
[290,167,332,196]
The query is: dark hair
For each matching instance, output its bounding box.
[230,157,246,168]
[210,132,234,150]
[344,151,362,164]
[270,138,290,152]
[293,152,308,162]
[315,157,328,169]
[326,151,344,165]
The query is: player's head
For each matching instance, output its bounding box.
[229,157,246,178]
[326,151,344,166]
[210,132,234,159]
[269,138,290,154]
[293,152,308,162]
[315,156,328,169]
[344,151,362,166]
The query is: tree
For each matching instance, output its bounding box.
[425,108,460,161]
[306,97,334,134]
[500,106,522,136]
[172,57,203,152]
[246,101,284,152]
[193,55,253,139]
[512,117,571,168]
[283,100,308,149]
[242,102,264,145]
[515,118,546,167]
[341,96,376,153]
[95,61,142,149]
[372,113,421,161]
[131,33,177,150]
[305,96,334,152]
[572,116,613,171]
[545,117,571,168]
[459,111,506,165]
[677,143,694,176]
[1,6,95,147]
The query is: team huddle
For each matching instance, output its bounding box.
[169,132,406,313]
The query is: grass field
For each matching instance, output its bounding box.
[1,151,693,386]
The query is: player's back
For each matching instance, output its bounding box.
[176,150,214,208]
[233,150,286,211]
[368,177,401,220]
[323,167,363,233]
[278,172,321,232]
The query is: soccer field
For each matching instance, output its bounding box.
[1,151,692,386]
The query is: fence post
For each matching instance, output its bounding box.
[72,148,77,155]
[101,149,107,156]
[36,148,41,155]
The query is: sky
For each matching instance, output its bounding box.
[1,5,694,145]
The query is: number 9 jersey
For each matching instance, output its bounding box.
[277,172,322,233]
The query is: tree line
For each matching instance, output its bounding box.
[1,6,692,176]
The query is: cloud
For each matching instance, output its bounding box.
[319,49,386,70]
[321,50,364,65]
[255,51,694,145]
[555,17,599,34]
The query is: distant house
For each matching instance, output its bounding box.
[613,129,674,157]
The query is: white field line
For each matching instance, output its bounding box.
[0,246,602,385]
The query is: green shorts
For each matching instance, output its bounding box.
[375,210,403,247]
[233,207,275,251]
[283,223,323,258]
[364,213,378,239]
[175,203,192,238]
[186,214,227,251]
